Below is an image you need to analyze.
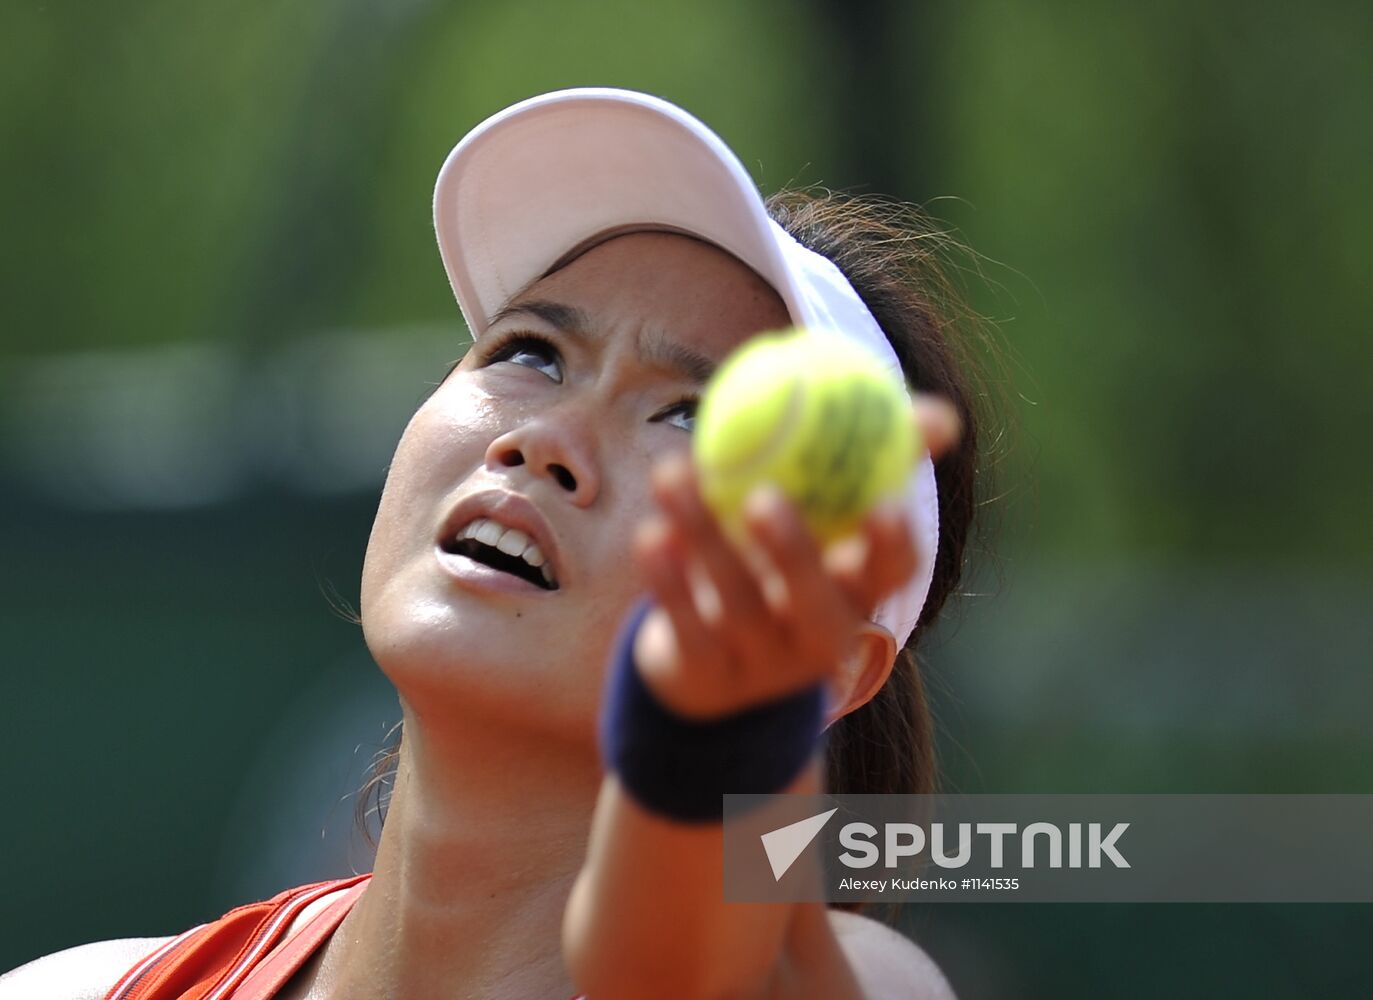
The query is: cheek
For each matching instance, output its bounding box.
[361,384,498,593]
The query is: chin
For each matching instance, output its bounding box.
[363,588,602,736]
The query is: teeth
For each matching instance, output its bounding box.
[496,528,530,556]
[456,516,558,586]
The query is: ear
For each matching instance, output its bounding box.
[823,622,898,730]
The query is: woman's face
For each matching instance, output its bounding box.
[361,232,790,740]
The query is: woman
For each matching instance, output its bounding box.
[2,89,984,999]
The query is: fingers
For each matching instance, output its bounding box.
[650,455,771,623]
[631,515,718,672]
[633,448,926,717]
[911,392,962,462]
[646,450,919,628]
[825,499,918,618]
[743,488,851,669]
[646,454,787,673]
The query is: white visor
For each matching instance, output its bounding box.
[433,87,939,651]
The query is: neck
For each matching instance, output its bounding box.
[326,708,602,999]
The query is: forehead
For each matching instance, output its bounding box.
[503,231,791,362]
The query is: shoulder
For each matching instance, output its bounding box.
[827,909,957,1000]
[0,936,174,1000]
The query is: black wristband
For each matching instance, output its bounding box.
[598,597,826,824]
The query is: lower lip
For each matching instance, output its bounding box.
[434,547,558,596]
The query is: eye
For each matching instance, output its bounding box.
[479,331,562,382]
[653,395,698,432]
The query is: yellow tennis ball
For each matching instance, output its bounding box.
[693,327,917,545]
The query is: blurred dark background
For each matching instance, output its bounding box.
[3,1,1370,996]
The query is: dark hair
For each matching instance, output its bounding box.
[761,190,1011,915]
[356,189,1010,913]
[764,188,1004,793]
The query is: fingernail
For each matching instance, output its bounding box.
[871,498,902,525]
[745,484,785,523]
[652,453,689,490]
[934,404,961,452]
[633,515,664,550]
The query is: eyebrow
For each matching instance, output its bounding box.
[488,299,718,385]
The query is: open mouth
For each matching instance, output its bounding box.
[439,517,559,591]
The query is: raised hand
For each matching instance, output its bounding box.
[629,392,960,720]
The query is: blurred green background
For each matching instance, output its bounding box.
[3,1,1370,996]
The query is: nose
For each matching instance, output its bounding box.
[484,412,601,506]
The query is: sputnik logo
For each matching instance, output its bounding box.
[760,808,839,881]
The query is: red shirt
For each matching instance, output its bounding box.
[102,875,585,999]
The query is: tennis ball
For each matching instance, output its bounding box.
[693,327,917,545]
